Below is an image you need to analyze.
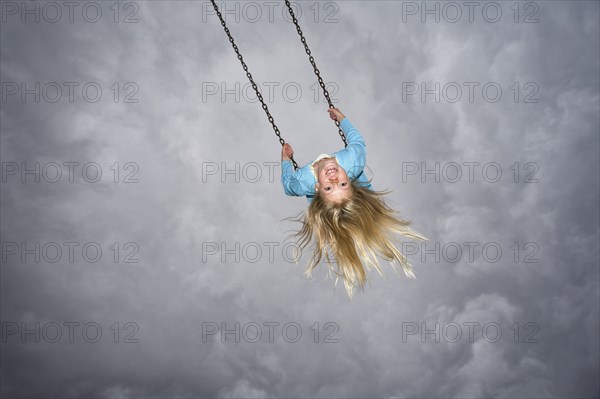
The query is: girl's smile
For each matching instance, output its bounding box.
[315,158,351,203]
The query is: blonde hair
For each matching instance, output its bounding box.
[286,179,426,298]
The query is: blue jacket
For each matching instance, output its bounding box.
[280,117,372,203]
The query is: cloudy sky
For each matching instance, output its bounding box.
[1,0,598,398]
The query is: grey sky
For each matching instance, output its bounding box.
[1,1,599,398]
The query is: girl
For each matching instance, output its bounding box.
[280,108,426,298]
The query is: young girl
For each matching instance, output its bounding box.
[280,108,426,298]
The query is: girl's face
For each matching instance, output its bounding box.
[314,158,352,204]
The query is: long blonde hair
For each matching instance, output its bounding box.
[286,179,426,298]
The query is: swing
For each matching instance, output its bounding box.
[212,1,427,298]
[209,0,347,171]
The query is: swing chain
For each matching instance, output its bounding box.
[284,0,348,148]
[210,0,300,170]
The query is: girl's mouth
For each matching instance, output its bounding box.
[325,166,338,176]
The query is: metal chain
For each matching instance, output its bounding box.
[209,0,300,170]
[284,0,348,147]
[210,0,348,171]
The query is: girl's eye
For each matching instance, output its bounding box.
[325,186,332,191]
[341,182,347,187]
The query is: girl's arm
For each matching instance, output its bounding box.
[339,118,367,178]
[340,118,366,151]
[328,108,366,151]
[328,108,367,176]
[280,144,310,196]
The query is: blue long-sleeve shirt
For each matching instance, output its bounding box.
[280,117,372,203]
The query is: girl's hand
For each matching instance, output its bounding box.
[281,143,293,161]
[327,107,345,122]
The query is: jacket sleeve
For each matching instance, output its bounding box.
[338,117,367,178]
[281,160,313,197]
